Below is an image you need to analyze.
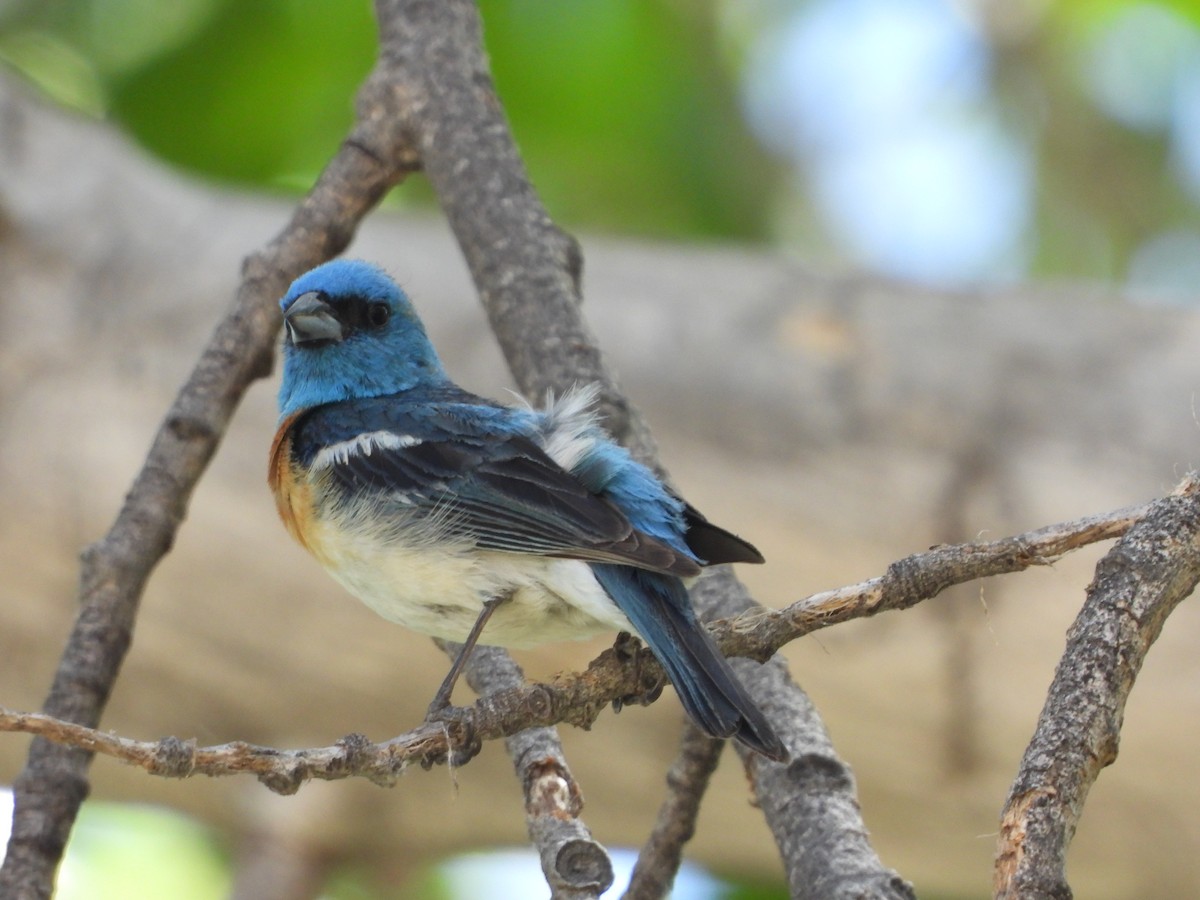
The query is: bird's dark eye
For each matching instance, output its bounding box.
[367,303,391,328]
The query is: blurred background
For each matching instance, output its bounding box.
[2,0,1200,897]
[6,0,1200,289]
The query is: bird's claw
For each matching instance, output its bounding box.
[425,692,453,721]
[611,631,642,661]
[609,632,665,714]
[421,704,482,769]
[612,677,664,715]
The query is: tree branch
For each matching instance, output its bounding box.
[623,726,724,900]
[362,1,901,894]
[363,2,614,889]
[0,496,1146,787]
[2,0,1177,894]
[994,475,1200,898]
[0,112,412,898]
[467,646,612,899]
[747,659,915,900]
[697,568,918,900]
[718,500,1149,657]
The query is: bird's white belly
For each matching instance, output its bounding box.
[305,518,632,647]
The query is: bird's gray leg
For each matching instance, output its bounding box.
[426,593,511,718]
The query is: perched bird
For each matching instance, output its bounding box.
[269,259,787,761]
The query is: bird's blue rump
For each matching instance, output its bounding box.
[270,258,788,761]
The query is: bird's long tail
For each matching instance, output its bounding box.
[590,565,788,762]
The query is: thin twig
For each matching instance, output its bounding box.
[623,725,724,900]
[0,497,1144,789]
[0,96,411,896]
[713,500,1149,658]
[994,475,1200,898]
[470,647,612,899]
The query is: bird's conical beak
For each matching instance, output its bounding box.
[284,291,343,345]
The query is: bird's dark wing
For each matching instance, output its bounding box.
[294,401,701,577]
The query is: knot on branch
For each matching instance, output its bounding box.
[257,759,309,796]
[882,553,955,610]
[333,732,374,771]
[472,682,551,732]
[784,752,855,793]
[165,413,217,444]
[149,736,196,778]
[525,683,557,722]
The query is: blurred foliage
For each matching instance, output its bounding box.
[109,0,376,189]
[57,802,230,900]
[2,0,1199,289]
[1023,0,1200,282]
[476,1,777,237]
[0,0,778,237]
[0,0,376,188]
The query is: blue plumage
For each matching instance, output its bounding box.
[279,260,448,416]
[270,258,786,761]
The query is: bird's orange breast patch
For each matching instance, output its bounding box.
[269,418,316,551]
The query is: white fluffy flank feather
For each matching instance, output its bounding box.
[535,383,603,472]
[311,430,423,471]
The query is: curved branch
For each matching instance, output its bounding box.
[623,726,724,900]
[994,475,1200,898]
[362,0,901,894]
[715,500,1149,657]
[0,496,1147,789]
[366,2,611,891]
[0,96,411,895]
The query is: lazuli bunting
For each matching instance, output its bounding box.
[269,259,786,761]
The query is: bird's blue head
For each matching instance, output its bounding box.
[276,259,449,419]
